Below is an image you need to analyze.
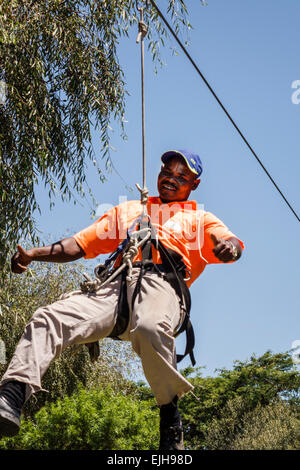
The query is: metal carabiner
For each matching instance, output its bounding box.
[183,269,191,282]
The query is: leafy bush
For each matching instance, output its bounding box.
[0,386,159,450]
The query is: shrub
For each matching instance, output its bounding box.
[0,386,159,450]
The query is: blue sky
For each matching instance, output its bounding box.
[34,0,300,376]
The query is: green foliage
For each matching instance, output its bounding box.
[178,351,300,449]
[0,261,143,418]
[1,249,298,450]
[0,385,159,450]
[0,0,202,273]
[204,397,300,450]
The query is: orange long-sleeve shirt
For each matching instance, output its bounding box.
[73,197,244,287]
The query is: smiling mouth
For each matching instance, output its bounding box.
[161,181,177,191]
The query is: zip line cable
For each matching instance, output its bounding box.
[148,0,300,223]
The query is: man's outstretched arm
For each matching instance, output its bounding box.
[11,237,86,274]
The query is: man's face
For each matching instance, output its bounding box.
[157,155,200,203]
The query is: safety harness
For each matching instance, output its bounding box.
[104,214,196,366]
[64,207,196,366]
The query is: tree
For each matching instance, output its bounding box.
[204,396,300,450]
[0,0,200,273]
[178,351,300,449]
[0,346,298,450]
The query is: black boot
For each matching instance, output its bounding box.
[0,381,25,437]
[159,396,184,450]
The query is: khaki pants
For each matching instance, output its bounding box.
[0,267,194,405]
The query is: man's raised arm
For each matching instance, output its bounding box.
[11,237,86,274]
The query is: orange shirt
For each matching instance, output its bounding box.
[73,197,244,287]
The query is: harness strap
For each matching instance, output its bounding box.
[108,216,196,366]
[108,268,130,340]
[175,319,196,366]
[97,217,141,275]
[155,239,196,366]
[130,218,196,365]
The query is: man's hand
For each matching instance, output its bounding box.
[11,245,33,274]
[211,234,241,263]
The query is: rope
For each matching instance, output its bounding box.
[123,240,139,281]
[148,0,300,224]
[61,7,151,302]
[59,228,151,300]
[136,5,149,214]
[136,183,149,206]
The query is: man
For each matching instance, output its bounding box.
[0,149,244,449]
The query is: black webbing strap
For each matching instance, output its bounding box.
[108,269,130,340]
[175,318,196,366]
[155,239,196,366]
[109,216,155,339]
[132,217,196,366]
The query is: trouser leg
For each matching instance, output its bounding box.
[120,268,194,406]
[0,277,121,401]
